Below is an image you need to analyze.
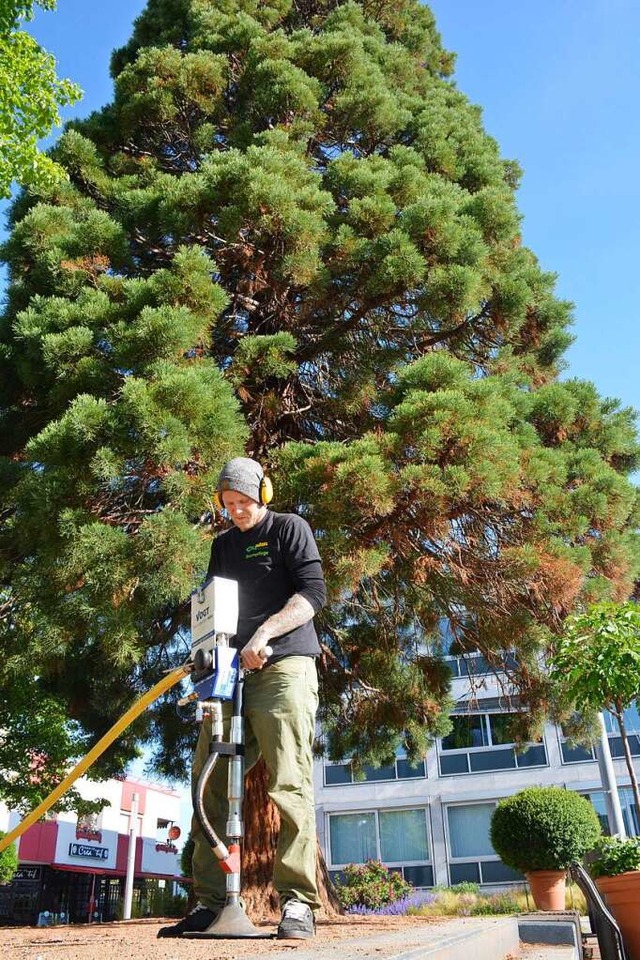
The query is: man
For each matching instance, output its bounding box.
[159,457,326,940]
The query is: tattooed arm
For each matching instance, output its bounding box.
[240,594,315,670]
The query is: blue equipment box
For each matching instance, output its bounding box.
[193,645,239,701]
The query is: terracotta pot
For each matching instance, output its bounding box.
[596,870,640,960]
[525,869,566,911]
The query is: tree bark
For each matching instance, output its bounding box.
[241,757,342,920]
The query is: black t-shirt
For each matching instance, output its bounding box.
[206,511,326,660]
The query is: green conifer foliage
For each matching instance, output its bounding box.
[1,0,639,779]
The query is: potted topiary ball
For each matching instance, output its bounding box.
[490,786,602,910]
[590,836,640,960]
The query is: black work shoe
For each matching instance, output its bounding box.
[277,900,315,939]
[157,902,219,938]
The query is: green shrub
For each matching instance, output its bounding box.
[490,787,601,872]
[433,881,480,894]
[413,883,586,918]
[470,891,524,915]
[144,880,187,917]
[590,836,640,878]
[180,831,194,880]
[334,860,413,910]
[0,832,18,884]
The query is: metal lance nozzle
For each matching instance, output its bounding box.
[226,713,244,842]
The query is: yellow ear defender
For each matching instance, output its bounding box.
[213,474,273,511]
[258,474,273,505]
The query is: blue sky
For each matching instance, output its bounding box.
[429,0,640,416]
[8,0,639,421]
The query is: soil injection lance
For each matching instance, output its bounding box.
[1,576,272,939]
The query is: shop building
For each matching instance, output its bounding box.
[314,651,640,889]
[0,776,183,925]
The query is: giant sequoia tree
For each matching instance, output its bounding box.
[1,0,639,906]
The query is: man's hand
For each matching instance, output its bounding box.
[240,630,271,671]
[240,594,315,670]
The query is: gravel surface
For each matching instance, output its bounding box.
[2,914,453,960]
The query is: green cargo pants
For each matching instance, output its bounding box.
[190,655,320,912]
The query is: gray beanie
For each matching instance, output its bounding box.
[217,457,264,502]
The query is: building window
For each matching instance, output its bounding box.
[603,703,640,734]
[438,713,547,776]
[328,807,433,887]
[156,818,178,844]
[583,788,639,837]
[446,802,522,885]
[603,705,640,760]
[581,791,610,835]
[438,618,517,678]
[324,752,426,787]
[118,812,143,836]
[559,739,596,764]
[560,704,640,765]
[444,651,517,679]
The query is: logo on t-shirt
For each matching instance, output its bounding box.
[245,541,269,560]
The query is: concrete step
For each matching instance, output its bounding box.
[519,947,578,960]
[518,910,583,960]
[262,915,580,960]
[265,916,521,960]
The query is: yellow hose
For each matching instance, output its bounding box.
[0,664,191,854]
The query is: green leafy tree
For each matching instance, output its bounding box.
[0,830,18,883]
[0,0,82,197]
[0,672,108,815]
[550,601,640,822]
[1,0,639,907]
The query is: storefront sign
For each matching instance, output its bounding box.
[68,843,110,861]
[14,866,42,881]
[154,841,178,854]
[54,821,117,870]
[75,827,102,843]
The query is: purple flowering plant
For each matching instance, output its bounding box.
[335,859,416,912]
[346,890,437,916]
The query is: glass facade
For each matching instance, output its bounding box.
[445,651,517,678]
[446,802,523,885]
[560,704,640,765]
[583,787,639,837]
[603,704,640,735]
[324,755,426,786]
[439,713,547,776]
[318,696,640,891]
[328,807,433,886]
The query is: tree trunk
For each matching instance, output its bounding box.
[616,708,640,828]
[241,757,342,920]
